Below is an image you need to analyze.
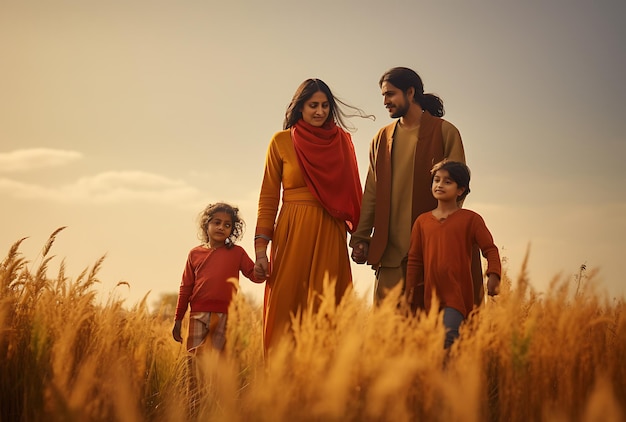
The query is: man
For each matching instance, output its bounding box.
[350,67,484,307]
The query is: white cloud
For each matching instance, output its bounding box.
[0,178,51,198]
[0,170,205,205]
[0,148,83,172]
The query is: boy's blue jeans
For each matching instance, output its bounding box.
[443,307,464,349]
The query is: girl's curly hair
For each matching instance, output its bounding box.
[197,202,245,249]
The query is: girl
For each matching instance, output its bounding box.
[254,78,374,352]
[172,202,264,353]
[405,160,501,348]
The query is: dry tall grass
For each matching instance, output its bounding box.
[1,229,624,421]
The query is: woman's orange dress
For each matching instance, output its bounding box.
[256,129,353,351]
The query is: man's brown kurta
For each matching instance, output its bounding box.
[350,111,486,306]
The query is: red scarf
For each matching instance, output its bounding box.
[291,119,362,233]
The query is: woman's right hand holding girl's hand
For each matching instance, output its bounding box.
[255,254,270,280]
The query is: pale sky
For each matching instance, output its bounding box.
[2,0,625,309]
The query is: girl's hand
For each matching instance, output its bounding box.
[172,320,183,343]
[487,273,500,296]
[255,256,270,279]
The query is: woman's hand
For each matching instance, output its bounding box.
[255,255,270,279]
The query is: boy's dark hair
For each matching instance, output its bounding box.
[431,160,471,201]
[198,202,245,248]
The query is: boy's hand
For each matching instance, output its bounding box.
[172,320,183,343]
[404,286,414,305]
[487,273,501,296]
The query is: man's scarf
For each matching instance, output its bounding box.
[291,119,362,232]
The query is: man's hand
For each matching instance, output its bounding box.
[351,241,369,264]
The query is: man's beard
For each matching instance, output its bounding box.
[390,102,409,118]
[390,93,411,118]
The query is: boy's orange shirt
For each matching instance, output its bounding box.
[406,208,501,317]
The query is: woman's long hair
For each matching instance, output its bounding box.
[283,79,374,131]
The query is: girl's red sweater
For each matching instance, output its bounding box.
[175,245,262,319]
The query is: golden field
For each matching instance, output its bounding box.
[1,229,625,422]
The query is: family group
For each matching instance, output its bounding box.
[172,67,502,354]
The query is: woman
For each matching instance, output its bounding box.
[254,79,373,352]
